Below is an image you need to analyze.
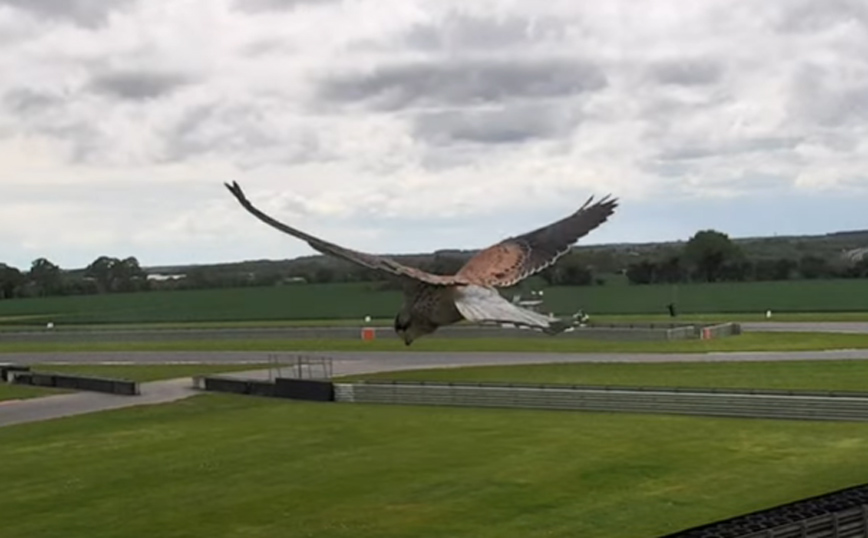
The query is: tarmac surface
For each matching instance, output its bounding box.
[742,322,868,333]
[0,321,866,344]
[5,347,868,428]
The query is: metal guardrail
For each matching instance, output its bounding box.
[10,370,139,395]
[742,506,868,538]
[334,382,868,422]
[352,379,868,399]
[661,483,868,538]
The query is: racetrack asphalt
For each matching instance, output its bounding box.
[0,321,866,345]
[4,347,868,428]
[743,322,868,333]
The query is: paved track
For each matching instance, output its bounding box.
[5,348,868,428]
[742,322,868,333]
[7,348,868,368]
[0,322,866,345]
[0,378,195,428]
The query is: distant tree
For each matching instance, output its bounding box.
[0,263,25,299]
[426,254,466,276]
[313,266,336,283]
[84,256,117,293]
[655,255,687,284]
[28,257,62,296]
[683,230,743,282]
[718,260,752,282]
[625,260,656,285]
[772,258,797,280]
[113,256,147,292]
[843,258,868,278]
[84,255,147,293]
[540,255,594,286]
[751,258,796,281]
[798,255,830,279]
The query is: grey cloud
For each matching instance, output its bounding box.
[648,59,722,86]
[413,103,579,146]
[0,0,136,27]
[404,13,567,52]
[317,59,607,110]
[774,0,868,33]
[48,122,105,163]
[0,87,104,163]
[656,136,802,162]
[2,88,65,114]
[788,64,868,127]
[161,102,323,167]
[233,0,338,13]
[89,70,193,101]
[241,38,295,57]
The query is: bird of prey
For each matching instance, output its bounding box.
[225,182,618,345]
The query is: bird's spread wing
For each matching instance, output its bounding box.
[455,195,618,287]
[225,181,465,286]
[453,285,573,335]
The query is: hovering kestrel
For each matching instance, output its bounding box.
[225,182,618,345]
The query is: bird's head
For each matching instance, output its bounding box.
[393,312,434,346]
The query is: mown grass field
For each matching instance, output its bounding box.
[349,360,868,393]
[1,332,868,354]
[0,278,866,326]
[2,393,868,538]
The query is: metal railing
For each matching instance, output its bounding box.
[334,382,868,422]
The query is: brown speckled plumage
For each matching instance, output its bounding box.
[226,182,618,345]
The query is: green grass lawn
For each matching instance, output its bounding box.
[2,394,868,538]
[0,279,866,325]
[348,360,868,393]
[0,384,69,401]
[1,332,867,354]
[0,363,272,402]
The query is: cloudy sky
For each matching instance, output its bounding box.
[1,0,867,270]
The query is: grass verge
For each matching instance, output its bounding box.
[1,332,867,354]
[347,359,868,393]
[2,394,868,538]
[0,384,69,402]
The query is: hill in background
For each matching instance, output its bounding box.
[142,228,868,279]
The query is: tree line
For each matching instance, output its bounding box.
[0,256,150,299]
[1,229,867,300]
[624,230,868,284]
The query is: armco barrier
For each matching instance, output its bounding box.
[660,483,868,537]
[0,363,30,382]
[274,378,335,402]
[12,371,139,395]
[334,381,868,422]
[700,322,742,340]
[199,376,334,402]
[201,376,276,397]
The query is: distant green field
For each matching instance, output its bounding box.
[0,279,865,325]
[3,394,868,538]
